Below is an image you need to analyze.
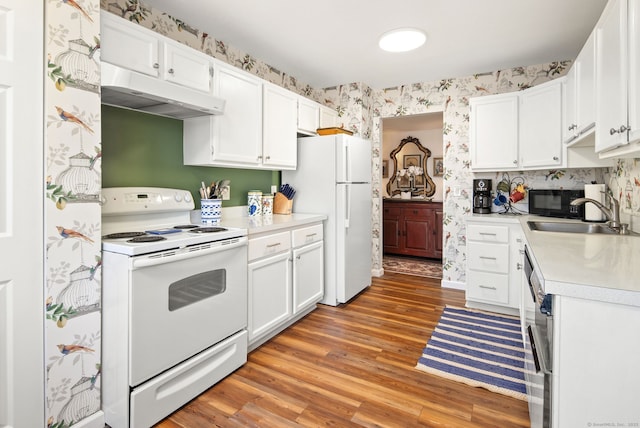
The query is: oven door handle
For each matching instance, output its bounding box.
[131,238,247,269]
[527,325,552,375]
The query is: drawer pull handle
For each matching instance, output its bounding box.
[479,285,497,290]
[305,233,317,238]
[479,256,497,260]
[478,232,497,236]
[266,243,282,248]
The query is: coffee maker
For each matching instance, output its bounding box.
[473,179,492,214]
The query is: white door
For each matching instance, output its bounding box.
[262,82,298,169]
[469,93,519,170]
[292,241,324,313]
[335,135,371,183]
[336,183,372,303]
[519,79,563,169]
[0,1,45,427]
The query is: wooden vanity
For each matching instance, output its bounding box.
[383,199,443,259]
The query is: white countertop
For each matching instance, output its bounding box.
[192,209,327,236]
[467,213,640,307]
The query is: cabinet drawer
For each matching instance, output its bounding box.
[292,224,323,247]
[467,242,509,273]
[467,223,509,243]
[466,271,509,305]
[248,231,291,261]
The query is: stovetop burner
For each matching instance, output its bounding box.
[127,235,167,243]
[173,225,199,229]
[103,232,146,239]
[190,227,227,234]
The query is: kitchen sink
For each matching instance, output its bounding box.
[527,221,623,235]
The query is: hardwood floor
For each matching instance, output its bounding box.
[155,273,530,427]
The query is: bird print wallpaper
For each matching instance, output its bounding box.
[37,2,640,427]
[46,0,102,427]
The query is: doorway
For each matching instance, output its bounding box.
[380,113,443,278]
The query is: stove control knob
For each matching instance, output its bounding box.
[183,193,192,203]
[174,193,183,203]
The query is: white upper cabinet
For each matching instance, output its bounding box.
[469,92,519,171]
[595,0,640,156]
[263,82,298,169]
[184,61,263,168]
[184,61,299,170]
[163,40,212,93]
[297,97,341,134]
[101,13,159,77]
[564,32,596,145]
[101,13,213,94]
[297,97,320,135]
[519,79,563,169]
[319,105,340,128]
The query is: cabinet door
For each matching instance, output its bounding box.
[163,40,212,93]
[403,207,432,257]
[320,106,339,128]
[469,93,519,170]
[519,79,563,169]
[595,0,629,152]
[248,252,292,342]
[263,83,298,169]
[101,13,159,77]
[383,205,401,254]
[434,209,443,258]
[576,32,596,134]
[292,241,324,314]
[297,97,320,134]
[563,64,578,144]
[212,63,263,166]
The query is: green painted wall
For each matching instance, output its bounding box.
[102,105,280,207]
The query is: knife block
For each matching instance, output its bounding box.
[273,192,293,215]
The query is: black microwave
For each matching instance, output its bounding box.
[528,189,585,219]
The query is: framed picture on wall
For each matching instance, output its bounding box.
[382,160,389,178]
[403,154,421,169]
[433,157,444,176]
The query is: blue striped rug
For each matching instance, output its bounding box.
[416,305,527,401]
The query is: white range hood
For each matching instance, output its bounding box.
[101,62,225,120]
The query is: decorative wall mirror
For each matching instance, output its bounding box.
[386,136,436,198]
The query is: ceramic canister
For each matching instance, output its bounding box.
[262,195,273,216]
[248,190,262,217]
[201,199,222,224]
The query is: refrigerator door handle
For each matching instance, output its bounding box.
[344,184,351,228]
[342,140,350,182]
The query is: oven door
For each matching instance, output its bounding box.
[129,238,247,386]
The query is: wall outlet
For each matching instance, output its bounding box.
[221,185,230,200]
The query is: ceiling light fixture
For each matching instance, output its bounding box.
[379,28,426,53]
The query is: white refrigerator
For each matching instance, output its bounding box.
[282,134,372,306]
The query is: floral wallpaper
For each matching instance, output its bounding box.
[318,64,609,286]
[45,0,102,427]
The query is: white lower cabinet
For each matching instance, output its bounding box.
[465,218,523,315]
[248,250,292,343]
[247,223,324,350]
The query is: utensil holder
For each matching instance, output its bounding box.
[201,199,222,224]
[273,192,293,215]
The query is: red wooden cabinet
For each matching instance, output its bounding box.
[383,200,442,259]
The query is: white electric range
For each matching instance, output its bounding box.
[101,187,249,428]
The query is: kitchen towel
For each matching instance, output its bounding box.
[584,184,606,222]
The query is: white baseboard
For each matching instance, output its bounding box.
[73,411,104,428]
[371,268,384,277]
[441,279,465,290]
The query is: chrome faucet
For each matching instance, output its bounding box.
[570,192,628,233]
